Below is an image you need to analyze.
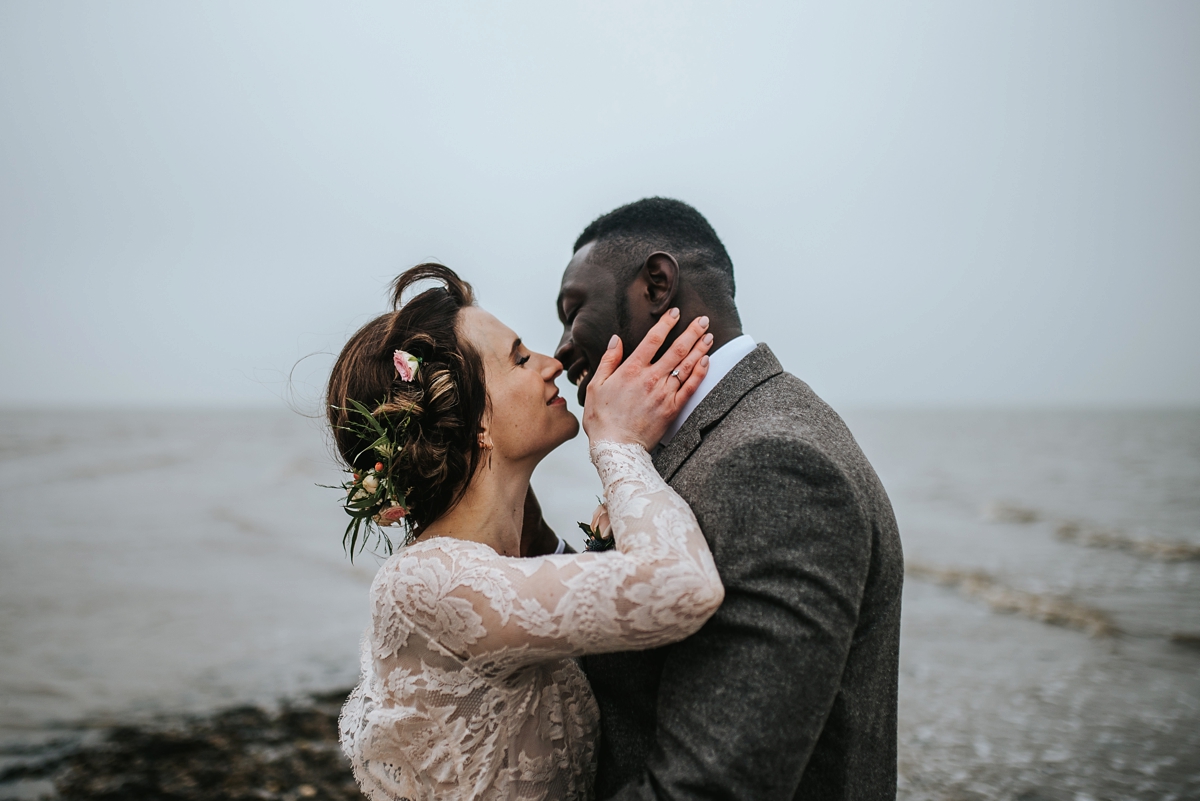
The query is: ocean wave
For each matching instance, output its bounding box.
[906,561,1119,637]
[981,501,1200,561]
[981,501,1040,524]
[1168,631,1200,650]
[1054,520,1200,561]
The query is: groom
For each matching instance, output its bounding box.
[553,198,904,800]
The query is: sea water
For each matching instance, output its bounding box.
[0,408,1197,800]
[848,410,1200,800]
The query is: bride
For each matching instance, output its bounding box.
[330,264,723,800]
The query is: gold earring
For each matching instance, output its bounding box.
[478,435,492,451]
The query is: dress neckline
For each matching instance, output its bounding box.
[400,535,502,556]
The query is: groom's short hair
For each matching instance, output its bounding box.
[573,197,736,302]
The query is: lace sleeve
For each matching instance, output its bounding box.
[375,441,723,671]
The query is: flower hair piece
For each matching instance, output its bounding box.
[324,398,414,560]
[393,350,420,382]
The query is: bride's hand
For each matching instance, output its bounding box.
[583,308,713,449]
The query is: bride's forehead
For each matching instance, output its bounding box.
[459,306,517,355]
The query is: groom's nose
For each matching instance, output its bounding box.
[554,330,574,365]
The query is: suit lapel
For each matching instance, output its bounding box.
[652,343,783,482]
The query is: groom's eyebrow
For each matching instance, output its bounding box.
[510,338,522,360]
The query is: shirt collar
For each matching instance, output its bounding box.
[660,334,756,446]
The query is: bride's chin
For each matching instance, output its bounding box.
[522,414,580,460]
[555,412,581,444]
[549,414,581,450]
[523,420,580,467]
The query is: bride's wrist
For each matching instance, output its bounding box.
[587,431,649,450]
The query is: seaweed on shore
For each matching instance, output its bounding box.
[0,690,365,801]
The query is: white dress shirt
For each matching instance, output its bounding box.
[660,334,757,447]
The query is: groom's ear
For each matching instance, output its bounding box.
[637,252,680,315]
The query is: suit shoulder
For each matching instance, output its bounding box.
[717,372,853,455]
[703,371,893,512]
[706,428,836,477]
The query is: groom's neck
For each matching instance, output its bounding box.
[705,319,744,353]
[673,292,743,353]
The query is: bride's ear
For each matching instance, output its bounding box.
[476,424,494,453]
[638,252,679,315]
[475,404,495,455]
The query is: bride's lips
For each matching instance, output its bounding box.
[546,388,566,407]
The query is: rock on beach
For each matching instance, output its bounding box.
[1,690,364,801]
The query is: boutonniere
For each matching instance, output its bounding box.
[578,521,615,552]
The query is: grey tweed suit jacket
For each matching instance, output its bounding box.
[582,344,903,801]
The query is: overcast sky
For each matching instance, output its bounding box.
[2,1,1197,409]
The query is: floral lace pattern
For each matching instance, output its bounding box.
[340,441,724,801]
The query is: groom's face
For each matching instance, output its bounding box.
[555,241,624,406]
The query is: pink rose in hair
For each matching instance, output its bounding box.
[375,503,408,525]
[393,350,419,382]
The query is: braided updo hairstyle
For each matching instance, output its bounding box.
[326,264,487,533]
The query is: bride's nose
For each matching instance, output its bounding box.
[541,355,564,381]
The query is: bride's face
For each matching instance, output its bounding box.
[458,306,579,463]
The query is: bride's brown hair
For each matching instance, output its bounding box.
[326,264,488,533]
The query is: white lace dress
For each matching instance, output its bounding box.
[339,441,724,801]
